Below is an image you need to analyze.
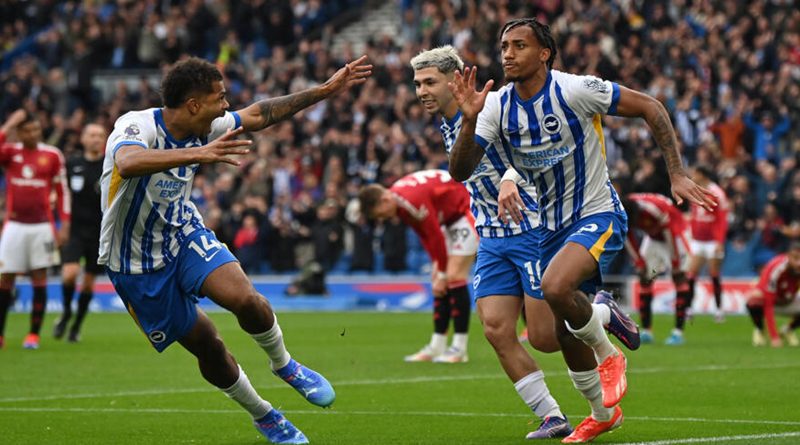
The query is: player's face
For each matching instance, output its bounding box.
[501,26,549,82]
[413,67,454,115]
[191,81,229,133]
[80,124,107,155]
[17,120,42,147]
[370,194,397,222]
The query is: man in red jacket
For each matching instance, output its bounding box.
[359,169,476,363]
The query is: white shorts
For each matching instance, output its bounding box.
[443,215,479,256]
[775,298,800,316]
[0,221,59,273]
[690,239,724,260]
[641,231,691,276]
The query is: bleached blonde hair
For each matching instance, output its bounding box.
[410,45,464,75]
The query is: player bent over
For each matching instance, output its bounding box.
[411,45,571,438]
[623,193,693,345]
[99,57,371,444]
[746,242,800,348]
[359,170,475,363]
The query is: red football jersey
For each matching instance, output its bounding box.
[757,254,800,340]
[0,132,70,224]
[626,193,687,270]
[628,193,686,238]
[690,182,729,243]
[390,170,470,273]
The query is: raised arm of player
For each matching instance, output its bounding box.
[115,127,253,178]
[236,56,372,132]
[613,87,717,211]
[447,67,493,182]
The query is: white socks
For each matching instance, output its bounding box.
[221,365,272,419]
[593,303,611,325]
[451,333,468,351]
[514,370,563,420]
[569,369,614,422]
[430,333,447,354]
[251,315,292,370]
[566,304,616,363]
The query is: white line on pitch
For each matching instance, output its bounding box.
[1,361,798,404]
[616,431,800,445]
[0,406,799,428]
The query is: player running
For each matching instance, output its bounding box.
[100,56,371,444]
[54,123,107,342]
[448,18,715,443]
[622,193,692,345]
[746,242,800,348]
[685,166,730,322]
[410,45,571,438]
[359,169,475,364]
[0,109,70,350]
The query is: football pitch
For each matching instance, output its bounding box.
[1,311,798,444]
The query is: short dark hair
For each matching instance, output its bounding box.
[161,57,223,108]
[501,18,558,69]
[17,111,38,128]
[358,184,386,220]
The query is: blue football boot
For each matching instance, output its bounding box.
[594,291,641,350]
[525,416,573,439]
[275,359,336,408]
[254,409,308,444]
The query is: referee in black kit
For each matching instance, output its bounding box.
[54,123,107,342]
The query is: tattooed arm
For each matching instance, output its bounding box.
[237,55,372,131]
[614,86,716,211]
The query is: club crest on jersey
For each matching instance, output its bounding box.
[542,114,562,135]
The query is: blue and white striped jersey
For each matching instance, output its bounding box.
[99,108,241,274]
[441,111,538,238]
[474,70,624,231]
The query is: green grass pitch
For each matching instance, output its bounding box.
[1,311,798,444]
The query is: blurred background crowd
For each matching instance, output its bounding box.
[0,0,798,277]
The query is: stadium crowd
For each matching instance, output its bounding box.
[0,0,798,276]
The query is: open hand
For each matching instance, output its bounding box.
[198,127,252,166]
[671,173,717,212]
[448,66,494,120]
[323,55,373,94]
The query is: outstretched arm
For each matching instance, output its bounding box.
[447,67,494,181]
[236,56,372,132]
[614,87,716,211]
[115,128,252,178]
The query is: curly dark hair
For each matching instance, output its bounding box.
[161,57,223,108]
[500,18,558,70]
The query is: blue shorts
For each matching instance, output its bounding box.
[536,212,627,295]
[107,228,237,352]
[474,229,543,300]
